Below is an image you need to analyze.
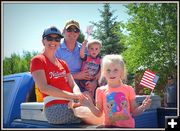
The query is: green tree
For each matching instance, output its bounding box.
[3,51,38,75]
[77,30,85,43]
[3,53,21,75]
[21,51,39,72]
[123,3,177,97]
[90,3,125,56]
[3,57,12,75]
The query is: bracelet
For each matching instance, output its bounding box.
[73,99,79,103]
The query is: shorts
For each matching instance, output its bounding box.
[44,104,82,124]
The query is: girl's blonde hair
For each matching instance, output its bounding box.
[100,54,127,83]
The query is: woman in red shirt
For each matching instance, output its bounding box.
[30,26,82,124]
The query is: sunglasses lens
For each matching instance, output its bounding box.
[67,28,80,33]
[45,37,52,41]
[74,28,80,33]
[45,36,61,42]
[66,28,71,32]
[54,38,61,42]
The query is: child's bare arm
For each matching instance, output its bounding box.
[95,70,101,80]
[80,40,88,59]
[95,59,101,80]
[130,96,151,116]
[80,93,102,117]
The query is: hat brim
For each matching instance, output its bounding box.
[58,34,64,38]
[43,33,64,38]
[65,24,80,29]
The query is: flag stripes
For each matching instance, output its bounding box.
[140,69,159,90]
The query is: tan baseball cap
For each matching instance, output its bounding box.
[64,20,80,29]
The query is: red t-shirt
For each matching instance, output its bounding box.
[30,54,73,107]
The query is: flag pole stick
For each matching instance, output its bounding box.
[86,34,89,40]
[149,89,154,98]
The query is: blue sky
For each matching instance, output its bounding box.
[2,2,130,58]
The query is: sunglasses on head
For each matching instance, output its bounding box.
[66,28,80,33]
[44,36,61,42]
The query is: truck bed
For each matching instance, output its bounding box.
[3,72,178,129]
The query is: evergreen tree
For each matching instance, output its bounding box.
[90,3,125,56]
[77,30,85,43]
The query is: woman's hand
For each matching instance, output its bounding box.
[68,100,81,109]
[69,92,94,109]
[73,93,83,100]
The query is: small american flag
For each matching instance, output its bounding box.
[86,25,93,35]
[140,69,159,90]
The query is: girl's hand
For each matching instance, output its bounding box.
[79,92,94,107]
[142,96,151,110]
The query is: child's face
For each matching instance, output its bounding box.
[104,63,122,83]
[87,43,101,58]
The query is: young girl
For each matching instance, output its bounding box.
[80,54,151,128]
[79,39,102,100]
